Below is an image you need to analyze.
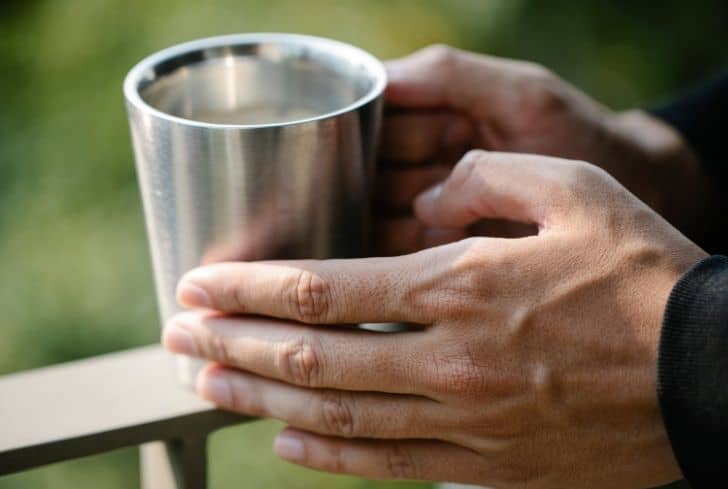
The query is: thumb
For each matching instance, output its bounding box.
[414,150,595,229]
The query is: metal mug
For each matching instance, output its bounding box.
[124,33,386,385]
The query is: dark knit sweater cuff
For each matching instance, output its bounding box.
[658,255,728,487]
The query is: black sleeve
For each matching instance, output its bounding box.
[651,71,728,188]
[658,255,728,487]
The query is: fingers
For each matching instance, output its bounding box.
[380,111,474,164]
[273,428,484,482]
[176,254,431,324]
[414,150,593,229]
[197,364,441,439]
[385,44,543,115]
[163,311,422,393]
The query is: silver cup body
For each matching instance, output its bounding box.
[124,34,385,384]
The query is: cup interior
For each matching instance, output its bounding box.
[129,35,384,126]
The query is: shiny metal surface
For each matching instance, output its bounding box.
[124,34,385,383]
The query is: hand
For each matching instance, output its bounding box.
[377,45,712,254]
[163,151,706,488]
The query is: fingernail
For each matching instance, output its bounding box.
[163,323,198,356]
[274,433,305,462]
[177,282,211,308]
[198,370,232,406]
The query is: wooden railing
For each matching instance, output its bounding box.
[0,345,249,488]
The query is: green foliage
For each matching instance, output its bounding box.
[1,0,726,487]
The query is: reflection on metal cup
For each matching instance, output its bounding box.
[124,33,386,385]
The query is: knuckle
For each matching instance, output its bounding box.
[218,281,244,311]
[384,443,420,479]
[277,336,322,387]
[290,269,332,323]
[421,43,457,69]
[522,61,557,85]
[321,442,347,474]
[226,378,261,414]
[320,391,356,437]
[427,347,485,398]
[517,63,566,115]
[562,160,609,198]
[456,237,499,280]
[208,329,234,365]
[405,237,492,321]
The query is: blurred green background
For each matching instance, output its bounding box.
[0,0,726,487]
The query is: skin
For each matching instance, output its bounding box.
[374,45,715,252]
[162,46,711,488]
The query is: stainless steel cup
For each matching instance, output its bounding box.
[124,33,386,385]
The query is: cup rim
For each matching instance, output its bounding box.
[123,33,387,129]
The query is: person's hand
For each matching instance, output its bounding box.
[163,151,706,488]
[376,45,712,255]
